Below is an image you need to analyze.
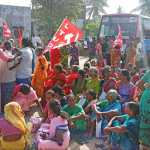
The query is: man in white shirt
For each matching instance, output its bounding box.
[16,38,34,85]
[32,34,43,48]
[0,41,16,112]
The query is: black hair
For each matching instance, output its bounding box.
[102,65,111,77]
[72,65,79,72]
[55,64,63,72]
[20,84,30,95]
[52,85,64,96]
[4,41,12,50]
[121,69,130,81]
[84,62,90,69]
[49,100,61,116]
[35,47,43,54]
[126,102,139,116]
[22,38,30,47]
[87,89,96,99]
[79,69,85,77]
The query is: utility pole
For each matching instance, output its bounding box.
[48,0,53,37]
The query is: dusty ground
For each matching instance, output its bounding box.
[69,139,101,150]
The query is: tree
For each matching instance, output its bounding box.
[131,0,150,16]
[32,0,84,38]
[86,0,108,21]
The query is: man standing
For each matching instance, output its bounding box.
[69,42,79,66]
[16,38,34,85]
[0,41,16,112]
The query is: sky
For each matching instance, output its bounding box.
[0,0,139,13]
[106,0,139,13]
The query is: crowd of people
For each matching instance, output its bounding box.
[0,36,150,150]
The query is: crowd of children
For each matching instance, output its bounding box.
[0,38,150,150]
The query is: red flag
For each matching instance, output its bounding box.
[3,22,11,39]
[17,29,23,48]
[114,25,123,49]
[50,48,61,69]
[45,18,83,52]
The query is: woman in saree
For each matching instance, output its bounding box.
[125,41,137,68]
[99,66,118,100]
[110,44,121,68]
[32,47,49,98]
[45,64,66,90]
[0,102,30,150]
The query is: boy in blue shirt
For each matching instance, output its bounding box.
[104,102,140,150]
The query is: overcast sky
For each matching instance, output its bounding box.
[0,0,139,13]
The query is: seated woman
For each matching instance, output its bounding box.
[104,102,139,150]
[99,66,118,100]
[45,64,66,90]
[63,94,87,132]
[37,100,70,150]
[93,89,121,148]
[0,102,29,150]
[86,68,100,96]
[64,65,79,95]
[13,83,38,112]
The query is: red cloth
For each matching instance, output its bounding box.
[111,72,119,80]
[46,18,83,50]
[131,74,140,85]
[66,72,79,84]
[50,48,61,69]
[64,72,79,95]
[17,29,23,48]
[114,25,123,49]
[103,78,118,93]
[3,22,11,39]
[45,71,66,89]
[13,84,21,98]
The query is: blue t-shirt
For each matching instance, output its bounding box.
[120,116,139,150]
[98,100,122,137]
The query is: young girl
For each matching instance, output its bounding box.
[104,102,139,150]
[43,90,55,123]
[37,100,70,150]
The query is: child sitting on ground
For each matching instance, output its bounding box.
[104,102,139,150]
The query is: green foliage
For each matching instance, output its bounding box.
[85,19,100,37]
[131,0,150,16]
[32,0,84,37]
[139,0,150,16]
[86,0,108,20]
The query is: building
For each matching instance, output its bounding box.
[0,4,31,40]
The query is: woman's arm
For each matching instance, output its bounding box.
[70,113,86,122]
[109,126,127,133]
[136,80,145,91]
